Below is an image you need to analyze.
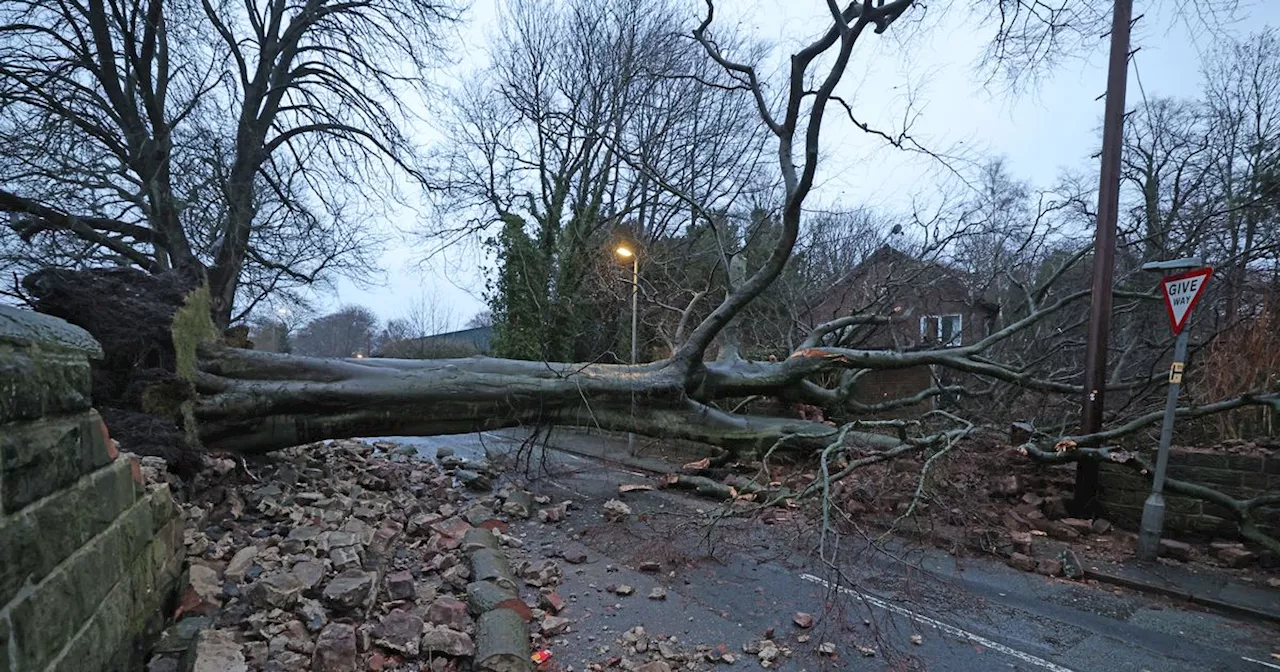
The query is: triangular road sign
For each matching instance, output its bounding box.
[1160,267,1212,334]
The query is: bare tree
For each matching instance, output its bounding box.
[293,305,379,357]
[465,310,494,329]
[435,0,769,361]
[0,0,460,326]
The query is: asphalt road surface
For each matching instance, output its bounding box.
[381,431,1280,672]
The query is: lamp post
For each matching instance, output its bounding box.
[616,244,639,455]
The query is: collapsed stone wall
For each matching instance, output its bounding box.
[1100,448,1280,538]
[1,305,183,672]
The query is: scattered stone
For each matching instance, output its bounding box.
[430,516,473,539]
[146,655,179,672]
[792,612,814,629]
[757,642,781,666]
[1021,493,1044,507]
[1037,558,1063,577]
[1010,531,1033,555]
[538,502,568,523]
[1061,518,1094,535]
[190,629,247,672]
[638,561,661,572]
[420,625,475,657]
[322,569,376,612]
[441,563,471,589]
[1007,552,1037,572]
[561,547,588,564]
[520,559,563,587]
[634,662,671,672]
[502,490,534,518]
[312,623,358,672]
[910,634,923,645]
[250,572,304,609]
[1159,539,1192,562]
[541,615,571,635]
[291,560,326,592]
[456,469,492,491]
[613,584,634,596]
[818,642,836,656]
[299,599,328,632]
[1218,545,1256,568]
[603,499,633,522]
[385,570,415,601]
[427,596,471,630]
[436,446,455,459]
[329,545,362,571]
[1091,518,1113,534]
[324,531,361,551]
[648,587,667,600]
[154,616,214,654]
[224,547,259,584]
[180,564,224,615]
[1043,521,1082,541]
[373,609,424,657]
[283,526,321,552]
[540,592,566,614]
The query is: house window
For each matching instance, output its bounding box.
[921,314,963,347]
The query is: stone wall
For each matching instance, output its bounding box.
[1,305,183,672]
[1099,449,1280,539]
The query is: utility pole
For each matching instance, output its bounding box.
[1075,0,1135,517]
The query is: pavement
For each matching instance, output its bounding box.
[378,429,1280,671]
[1083,556,1280,622]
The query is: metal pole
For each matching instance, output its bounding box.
[628,255,638,456]
[1075,0,1135,517]
[1136,328,1190,561]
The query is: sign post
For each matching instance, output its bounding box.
[1136,259,1212,561]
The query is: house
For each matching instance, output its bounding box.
[377,326,493,358]
[813,245,1000,412]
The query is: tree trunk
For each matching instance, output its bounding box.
[22,268,894,465]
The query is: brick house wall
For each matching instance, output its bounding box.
[814,246,998,415]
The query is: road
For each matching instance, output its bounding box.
[382,431,1280,671]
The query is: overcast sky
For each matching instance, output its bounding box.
[319,0,1280,332]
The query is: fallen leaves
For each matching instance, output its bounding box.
[682,457,711,471]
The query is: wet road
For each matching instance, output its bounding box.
[378,431,1280,671]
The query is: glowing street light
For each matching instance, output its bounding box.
[616,243,639,456]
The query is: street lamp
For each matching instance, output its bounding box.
[616,244,639,456]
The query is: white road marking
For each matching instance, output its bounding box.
[799,573,1079,672]
[1242,656,1280,670]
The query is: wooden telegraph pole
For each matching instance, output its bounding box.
[1075,0,1135,516]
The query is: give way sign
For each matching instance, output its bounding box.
[1160,267,1212,334]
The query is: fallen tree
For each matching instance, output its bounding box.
[18,0,1280,551]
